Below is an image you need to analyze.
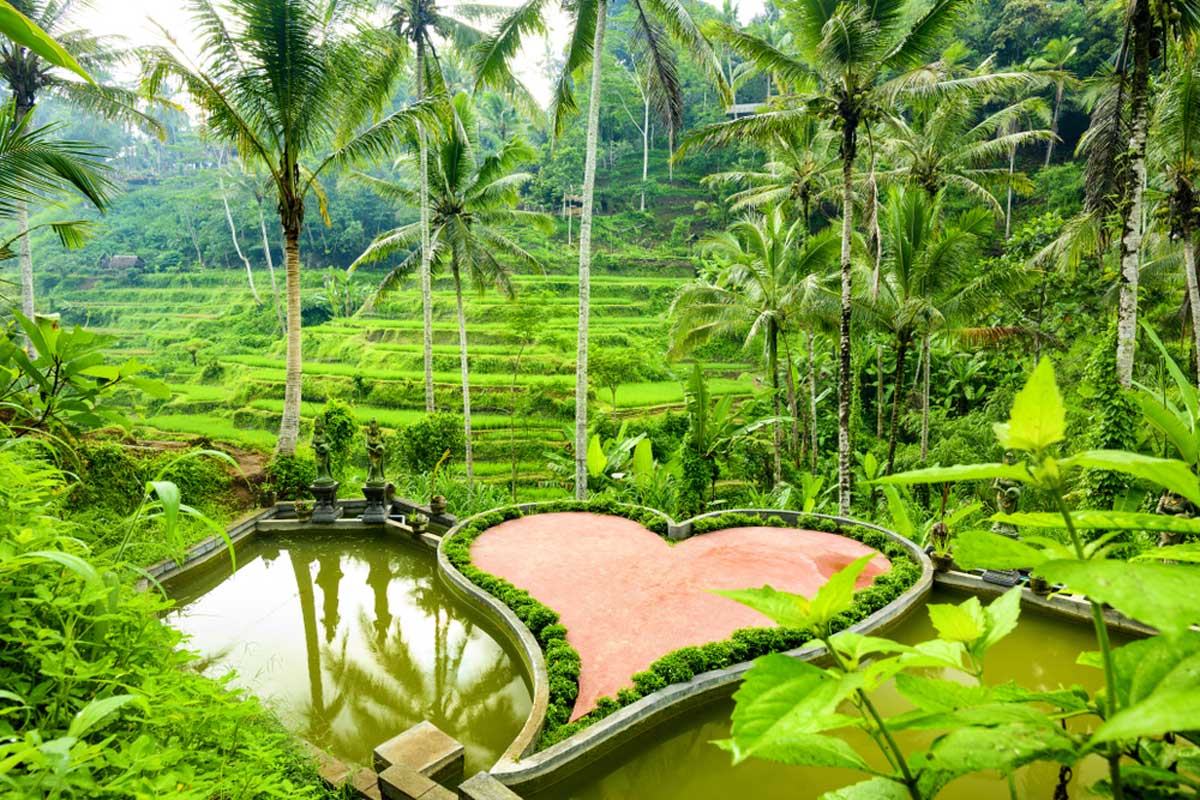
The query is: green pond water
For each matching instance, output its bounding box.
[167,532,532,774]
[534,589,1130,800]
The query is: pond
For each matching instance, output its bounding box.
[167,532,532,774]
[532,588,1129,800]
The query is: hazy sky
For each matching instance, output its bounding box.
[75,0,765,107]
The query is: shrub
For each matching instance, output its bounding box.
[265,454,317,500]
[394,412,466,475]
[321,400,358,478]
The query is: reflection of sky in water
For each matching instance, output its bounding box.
[168,536,531,772]
[535,590,1130,800]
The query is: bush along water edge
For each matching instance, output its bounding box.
[441,504,921,750]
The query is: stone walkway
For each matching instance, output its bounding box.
[470,513,890,719]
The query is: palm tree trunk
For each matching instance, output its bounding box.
[808,330,819,473]
[782,334,801,464]
[222,189,262,305]
[277,226,303,456]
[1183,229,1200,386]
[876,344,884,438]
[920,333,931,462]
[640,95,649,212]
[510,341,526,502]
[13,102,34,342]
[1115,3,1152,388]
[417,44,437,412]
[257,201,285,330]
[17,199,34,321]
[1005,143,1016,239]
[837,123,857,514]
[1044,82,1063,167]
[574,0,608,501]
[453,269,475,493]
[885,336,910,475]
[769,325,782,488]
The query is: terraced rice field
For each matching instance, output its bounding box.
[41,261,755,494]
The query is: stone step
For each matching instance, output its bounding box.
[373,721,465,785]
[379,764,455,800]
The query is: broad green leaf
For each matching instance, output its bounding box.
[715,585,814,629]
[0,2,92,82]
[24,550,101,587]
[979,587,1022,653]
[880,485,916,540]
[993,358,1065,452]
[952,530,1047,570]
[148,481,180,538]
[914,722,1078,797]
[1140,320,1200,426]
[927,598,986,643]
[726,654,861,765]
[714,732,871,771]
[873,463,1028,486]
[830,631,915,664]
[810,554,877,627]
[68,694,139,738]
[995,510,1200,534]
[1134,543,1200,564]
[586,434,605,478]
[894,674,991,712]
[1109,633,1200,708]
[631,438,654,485]
[820,778,910,799]
[1133,389,1200,466]
[1090,689,1200,745]
[1034,559,1200,637]
[1062,451,1200,508]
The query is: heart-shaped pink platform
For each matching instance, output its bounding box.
[470,512,890,719]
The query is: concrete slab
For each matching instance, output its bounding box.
[351,768,383,800]
[458,772,525,800]
[373,721,465,784]
[379,764,439,800]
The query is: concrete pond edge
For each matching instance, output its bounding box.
[435,504,935,794]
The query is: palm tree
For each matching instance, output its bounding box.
[700,116,838,227]
[1152,42,1200,383]
[1029,36,1081,167]
[860,187,992,473]
[0,100,110,281]
[878,89,1053,217]
[350,94,551,491]
[0,0,161,324]
[387,0,496,414]
[475,0,728,500]
[1107,0,1199,387]
[670,209,838,486]
[682,0,995,514]
[145,0,439,456]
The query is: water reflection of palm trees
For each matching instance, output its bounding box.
[288,539,527,770]
[289,549,348,748]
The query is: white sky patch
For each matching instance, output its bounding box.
[76,0,764,108]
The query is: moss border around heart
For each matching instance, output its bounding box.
[440,499,922,751]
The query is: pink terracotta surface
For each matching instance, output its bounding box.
[469,512,890,720]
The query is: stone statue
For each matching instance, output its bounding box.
[312,415,335,486]
[366,418,386,486]
[1156,491,1196,547]
[990,450,1022,538]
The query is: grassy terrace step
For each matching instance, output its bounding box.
[141,415,278,449]
[225,357,574,387]
[245,399,558,431]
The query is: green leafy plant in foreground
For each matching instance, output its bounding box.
[722,359,1200,799]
